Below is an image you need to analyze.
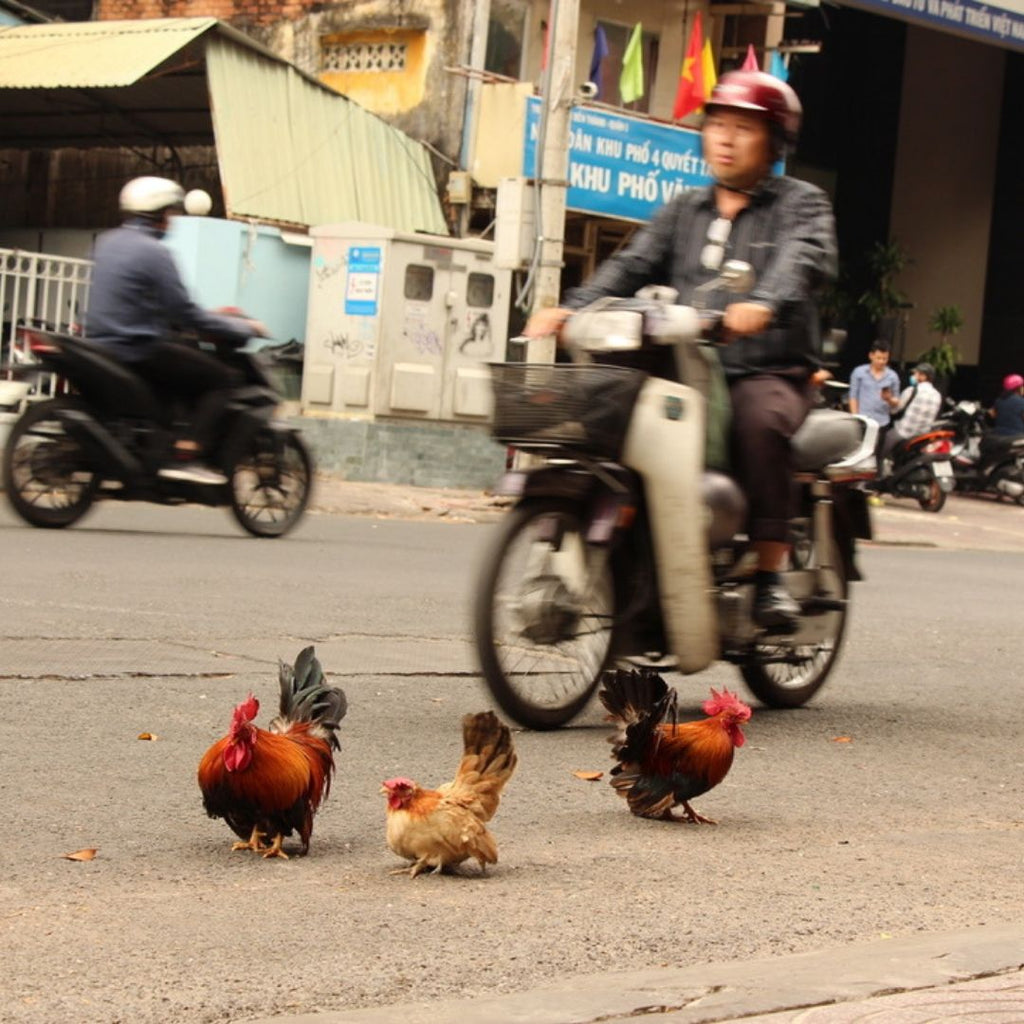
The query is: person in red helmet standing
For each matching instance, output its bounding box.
[525,70,837,631]
[990,373,1024,436]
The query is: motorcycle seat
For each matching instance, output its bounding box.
[791,409,870,472]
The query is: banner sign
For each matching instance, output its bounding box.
[522,97,713,223]
[845,0,1024,51]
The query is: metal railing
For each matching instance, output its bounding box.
[1,247,92,396]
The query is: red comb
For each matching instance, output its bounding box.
[702,687,751,719]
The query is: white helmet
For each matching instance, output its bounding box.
[118,176,186,216]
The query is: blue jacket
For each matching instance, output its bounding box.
[85,219,252,362]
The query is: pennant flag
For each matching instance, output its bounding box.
[768,50,789,81]
[672,12,705,120]
[620,23,644,104]
[741,44,759,71]
[702,38,718,100]
[589,24,609,98]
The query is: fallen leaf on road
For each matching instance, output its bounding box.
[62,848,97,862]
[832,736,853,743]
[137,732,158,741]
[572,770,604,781]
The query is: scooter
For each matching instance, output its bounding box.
[472,263,877,729]
[939,399,1024,504]
[2,324,312,536]
[873,426,956,513]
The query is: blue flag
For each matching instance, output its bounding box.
[589,25,609,98]
[768,50,789,82]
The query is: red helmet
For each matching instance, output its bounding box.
[1003,373,1024,391]
[706,70,802,148]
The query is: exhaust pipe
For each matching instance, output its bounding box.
[996,477,1024,498]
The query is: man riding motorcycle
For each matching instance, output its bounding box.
[85,176,268,485]
[524,71,838,632]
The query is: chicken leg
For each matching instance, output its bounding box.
[231,826,267,853]
[260,833,289,859]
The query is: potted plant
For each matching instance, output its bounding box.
[857,240,912,346]
[915,304,963,394]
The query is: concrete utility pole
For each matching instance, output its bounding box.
[529,0,580,362]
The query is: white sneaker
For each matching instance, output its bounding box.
[158,462,228,486]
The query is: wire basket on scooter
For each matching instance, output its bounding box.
[489,362,647,459]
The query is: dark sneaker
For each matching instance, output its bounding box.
[158,462,228,486]
[753,582,800,632]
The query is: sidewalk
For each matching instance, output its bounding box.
[308,473,1024,553]
[243,923,1024,1023]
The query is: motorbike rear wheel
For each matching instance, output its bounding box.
[2,398,97,528]
[227,427,312,537]
[474,498,616,729]
[739,533,848,709]
[917,478,946,513]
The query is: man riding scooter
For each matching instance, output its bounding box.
[525,71,838,631]
[85,176,268,485]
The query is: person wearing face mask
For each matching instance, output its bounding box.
[879,362,943,461]
[86,176,268,485]
[523,71,837,632]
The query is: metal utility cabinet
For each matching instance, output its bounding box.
[301,224,511,422]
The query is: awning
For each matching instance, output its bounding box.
[0,17,216,87]
[0,18,448,233]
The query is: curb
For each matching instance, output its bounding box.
[239,923,1024,1023]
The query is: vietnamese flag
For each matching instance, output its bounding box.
[672,11,705,121]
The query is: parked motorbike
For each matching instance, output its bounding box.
[937,399,1024,504]
[2,324,312,536]
[873,425,956,513]
[472,264,877,729]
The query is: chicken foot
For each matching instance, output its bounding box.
[231,826,268,853]
[679,802,717,825]
[260,833,289,859]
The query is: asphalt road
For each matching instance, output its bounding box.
[0,502,1022,1024]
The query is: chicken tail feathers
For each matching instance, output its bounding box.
[451,711,517,821]
[599,667,669,725]
[271,645,348,750]
[600,667,675,762]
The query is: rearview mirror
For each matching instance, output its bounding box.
[720,260,755,294]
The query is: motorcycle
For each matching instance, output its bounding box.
[472,263,877,730]
[938,399,1024,504]
[873,424,956,513]
[2,323,312,537]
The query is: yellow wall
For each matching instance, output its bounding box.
[319,28,433,115]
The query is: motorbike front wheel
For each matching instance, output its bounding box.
[740,532,848,708]
[227,427,312,537]
[474,499,617,729]
[2,398,98,529]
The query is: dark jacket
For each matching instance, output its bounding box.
[562,175,838,379]
[85,219,252,362]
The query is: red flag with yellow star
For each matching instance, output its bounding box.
[672,12,705,121]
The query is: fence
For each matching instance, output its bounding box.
[1,247,92,395]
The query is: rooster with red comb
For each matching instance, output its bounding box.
[197,647,347,858]
[599,668,751,824]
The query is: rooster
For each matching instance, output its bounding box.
[599,668,750,824]
[381,711,517,877]
[197,646,347,858]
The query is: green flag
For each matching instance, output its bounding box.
[619,23,644,104]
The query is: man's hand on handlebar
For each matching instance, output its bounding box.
[721,302,773,340]
[523,306,572,340]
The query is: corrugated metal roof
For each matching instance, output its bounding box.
[0,18,448,234]
[205,35,446,233]
[0,17,218,88]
